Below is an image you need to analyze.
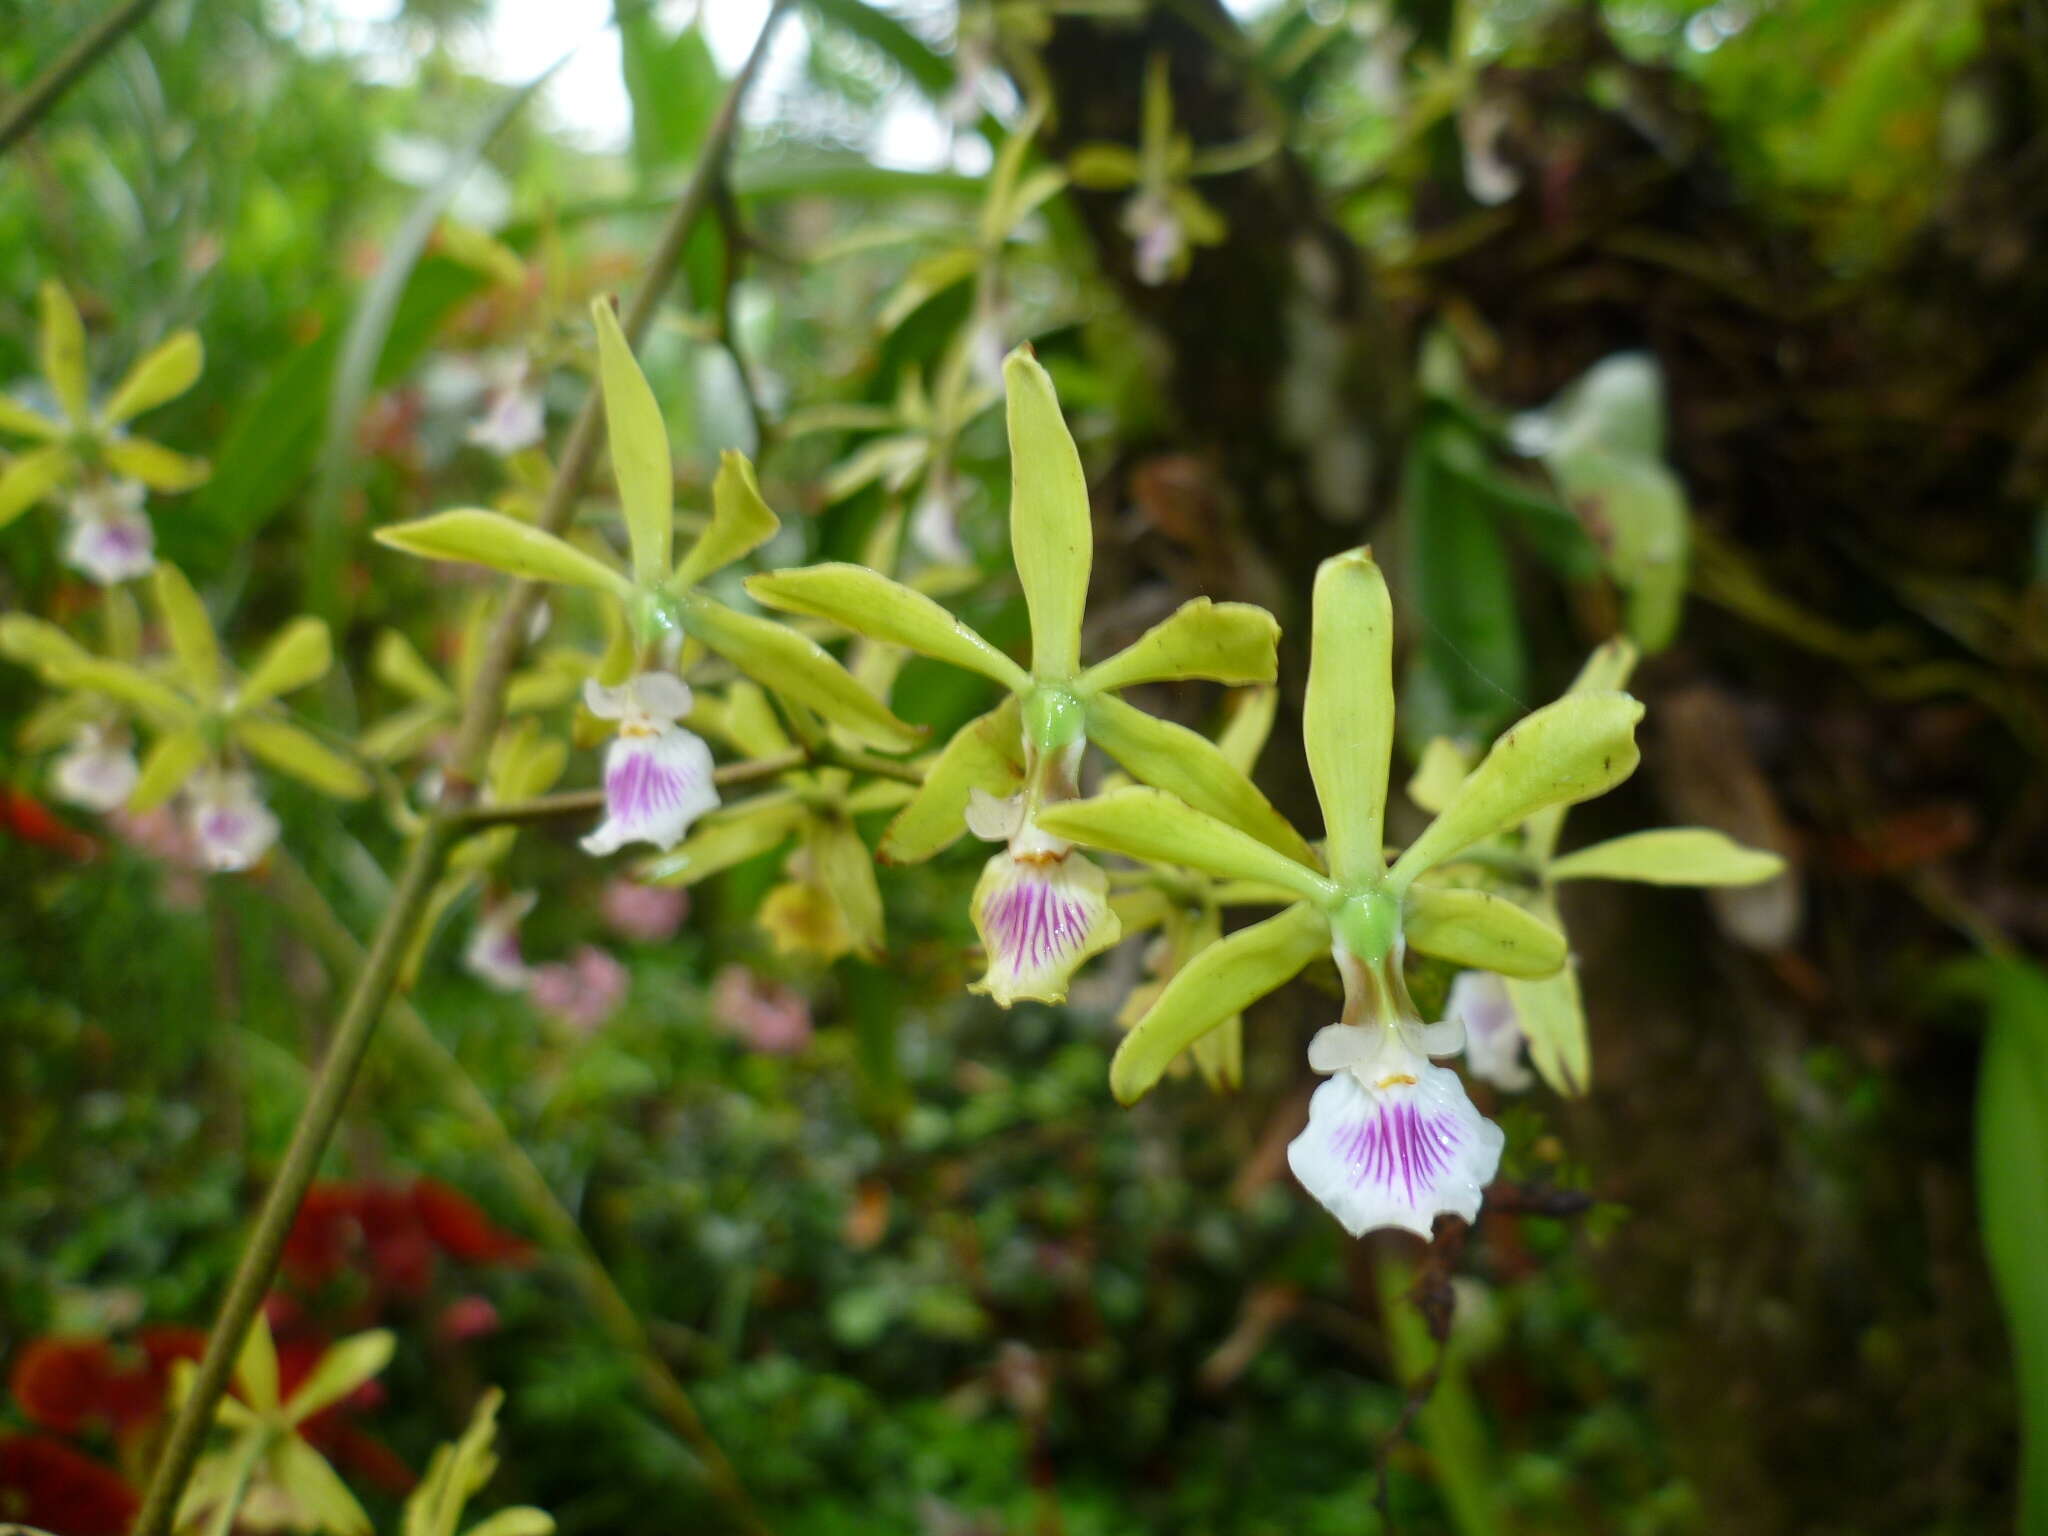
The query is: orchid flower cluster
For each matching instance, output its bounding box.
[3,281,1782,1249]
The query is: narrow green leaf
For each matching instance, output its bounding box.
[1085,692,1313,864]
[0,444,71,528]
[39,281,89,423]
[129,728,209,811]
[285,1331,394,1425]
[1548,827,1785,886]
[1076,598,1280,694]
[234,718,372,798]
[1971,958,2048,1531]
[673,451,781,590]
[103,331,204,425]
[361,702,447,764]
[1110,902,1328,1103]
[1403,885,1566,979]
[1391,691,1643,889]
[1508,962,1591,1097]
[1521,639,1636,862]
[1034,786,1335,905]
[236,1316,281,1415]
[0,394,61,440]
[680,594,921,752]
[1303,548,1395,885]
[643,795,807,886]
[811,816,885,959]
[152,565,222,701]
[375,510,633,597]
[1407,422,1525,739]
[747,562,1029,692]
[806,0,955,100]
[1067,143,1142,189]
[1003,348,1091,681]
[272,1437,372,1536]
[373,631,453,705]
[592,296,673,584]
[237,618,333,709]
[878,696,1023,863]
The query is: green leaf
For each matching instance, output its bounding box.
[361,702,446,764]
[1521,639,1636,862]
[1084,692,1313,864]
[1303,548,1396,886]
[1034,786,1335,905]
[129,728,210,811]
[39,281,89,424]
[1406,421,1525,739]
[52,658,196,728]
[1076,598,1280,694]
[592,296,673,585]
[0,393,60,440]
[811,816,885,959]
[747,562,1029,692]
[103,331,204,425]
[1403,885,1566,979]
[375,510,634,598]
[674,451,781,590]
[271,1436,372,1536]
[1067,143,1142,188]
[1406,737,1472,817]
[1550,448,1690,652]
[236,1315,281,1415]
[1971,958,2048,1532]
[619,7,719,175]
[285,1330,394,1425]
[1548,827,1785,886]
[1507,958,1591,1096]
[233,718,371,799]
[238,618,333,709]
[1390,691,1643,889]
[878,696,1023,863]
[1003,348,1091,681]
[643,795,807,886]
[806,0,955,101]
[151,563,222,700]
[0,444,71,529]
[1215,684,1277,776]
[679,594,921,752]
[464,1511,556,1536]
[879,246,983,334]
[1110,902,1328,1104]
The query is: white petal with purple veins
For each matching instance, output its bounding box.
[52,725,139,812]
[1446,970,1534,1091]
[63,480,154,586]
[581,724,717,855]
[185,770,280,873]
[1288,1040,1505,1239]
[969,847,1120,1006]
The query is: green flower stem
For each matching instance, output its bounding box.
[129,11,791,1535]
[260,851,769,1535]
[0,0,166,155]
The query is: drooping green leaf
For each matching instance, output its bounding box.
[878,696,1023,863]
[643,795,807,886]
[1110,902,1328,1104]
[129,728,210,811]
[1548,827,1785,886]
[0,444,71,528]
[1391,691,1644,889]
[1076,598,1280,694]
[1507,957,1590,1096]
[1403,885,1566,979]
[1303,548,1396,886]
[1406,420,1525,741]
[1003,348,1091,681]
[747,562,1029,692]
[375,510,634,598]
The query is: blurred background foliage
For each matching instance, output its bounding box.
[3,0,2046,1532]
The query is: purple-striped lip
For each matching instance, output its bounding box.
[606,741,694,823]
[984,870,1090,970]
[1334,1096,1462,1203]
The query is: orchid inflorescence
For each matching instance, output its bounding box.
[2,283,1782,1246]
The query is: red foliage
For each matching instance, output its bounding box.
[9,1330,201,1437]
[0,1434,137,1536]
[0,788,97,861]
[412,1179,533,1266]
[281,1178,529,1298]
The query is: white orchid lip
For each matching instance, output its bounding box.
[51,724,139,813]
[580,672,719,856]
[62,479,154,586]
[969,843,1119,1007]
[185,769,281,873]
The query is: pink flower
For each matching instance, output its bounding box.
[529,945,629,1034]
[709,965,812,1055]
[602,878,688,944]
[436,1295,500,1344]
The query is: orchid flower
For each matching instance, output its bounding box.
[463,890,537,993]
[1406,639,1786,1093]
[400,1388,553,1536]
[0,282,208,583]
[49,720,141,813]
[1034,548,1646,1238]
[0,564,365,873]
[750,347,1292,1005]
[172,1318,392,1536]
[377,298,919,861]
[641,682,910,964]
[464,350,546,456]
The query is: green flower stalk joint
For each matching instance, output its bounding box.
[1034,548,1647,1239]
[749,346,1293,1006]
[376,297,920,858]
[1418,640,1787,1095]
[0,281,209,584]
[0,563,364,871]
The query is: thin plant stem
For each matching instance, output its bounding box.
[0,0,166,155]
[128,10,792,1534]
[260,850,763,1526]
